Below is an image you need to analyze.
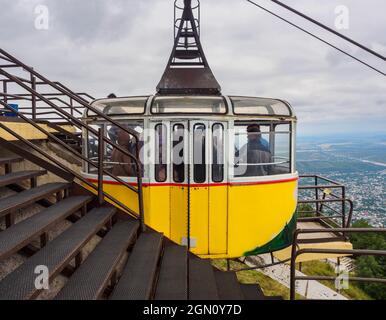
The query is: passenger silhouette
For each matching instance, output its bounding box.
[111,129,134,177]
[236,124,272,176]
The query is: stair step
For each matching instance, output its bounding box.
[214,271,244,300]
[0,182,70,219]
[55,220,139,300]
[240,284,265,300]
[0,206,115,300]
[0,196,92,261]
[0,170,47,188]
[0,156,23,165]
[189,258,219,300]
[110,232,163,300]
[155,244,188,300]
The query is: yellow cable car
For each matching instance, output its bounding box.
[81,1,298,259]
[81,95,298,259]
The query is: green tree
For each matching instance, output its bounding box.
[350,220,386,300]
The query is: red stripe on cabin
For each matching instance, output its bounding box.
[85,177,298,187]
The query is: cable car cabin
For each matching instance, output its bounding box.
[81,95,297,259]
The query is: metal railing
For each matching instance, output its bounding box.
[0,92,92,120]
[298,175,353,231]
[290,228,386,300]
[0,48,145,231]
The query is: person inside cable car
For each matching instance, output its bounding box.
[235,124,272,177]
[247,124,269,151]
[111,128,135,177]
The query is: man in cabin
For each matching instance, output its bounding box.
[247,123,270,152]
[235,123,272,177]
[111,128,135,177]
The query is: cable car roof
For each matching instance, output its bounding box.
[88,95,295,118]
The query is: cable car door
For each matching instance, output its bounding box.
[170,121,189,248]
[208,122,228,255]
[189,121,228,256]
[168,120,228,256]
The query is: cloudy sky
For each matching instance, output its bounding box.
[1,0,385,136]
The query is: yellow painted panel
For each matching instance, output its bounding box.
[228,181,297,258]
[58,125,76,133]
[148,186,170,238]
[0,121,47,140]
[209,186,227,254]
[0,121,76,141]
[274,241,354,263]
[170,185,188,246]
[190,186,209,255]
[83,182,149,221]
[83,178,299,260]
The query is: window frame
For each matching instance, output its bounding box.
[172,123,186,183]
[150,96,229,115]
[230,96,293,117]
[212,123,225,183]
[232,120,293,178]
[84,120,145,178]
[154,123,168,183]
[193,123,207,184]
[88,96,149,117]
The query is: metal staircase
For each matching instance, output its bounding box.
[0,157,276,300]
[0,48,275,300]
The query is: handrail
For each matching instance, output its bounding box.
[298,198,353,231]
[0,49,139,142]
[0,69,141,165]
[297,175,351,230]
[299,174,343,186]
[0,102,145,229]
[0,48,145,231]
[289,228,386,300]
[0,69,142,168]
[0,92,85,121]
[0,121,142,223]
[0,91,93,101]
[0,101,139,195]
[0,85,84,118]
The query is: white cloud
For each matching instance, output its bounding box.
[0,0,385,136]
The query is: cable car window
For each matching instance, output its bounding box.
[173,124,185,183]
[155,124,167,182]
[212,124,224,183]
[86,121,144,178]
[234,122,291,177]
[193,124,206,183]
[273,124,291,174]
[231,97,291,117]
[152,96,227,114]
[88,97,148,117]
[86,124,103,175]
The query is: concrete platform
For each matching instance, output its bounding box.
[273,221,353,263]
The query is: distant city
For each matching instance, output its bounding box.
[296,133,386,227]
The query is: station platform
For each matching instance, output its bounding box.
[273,221,353,263]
